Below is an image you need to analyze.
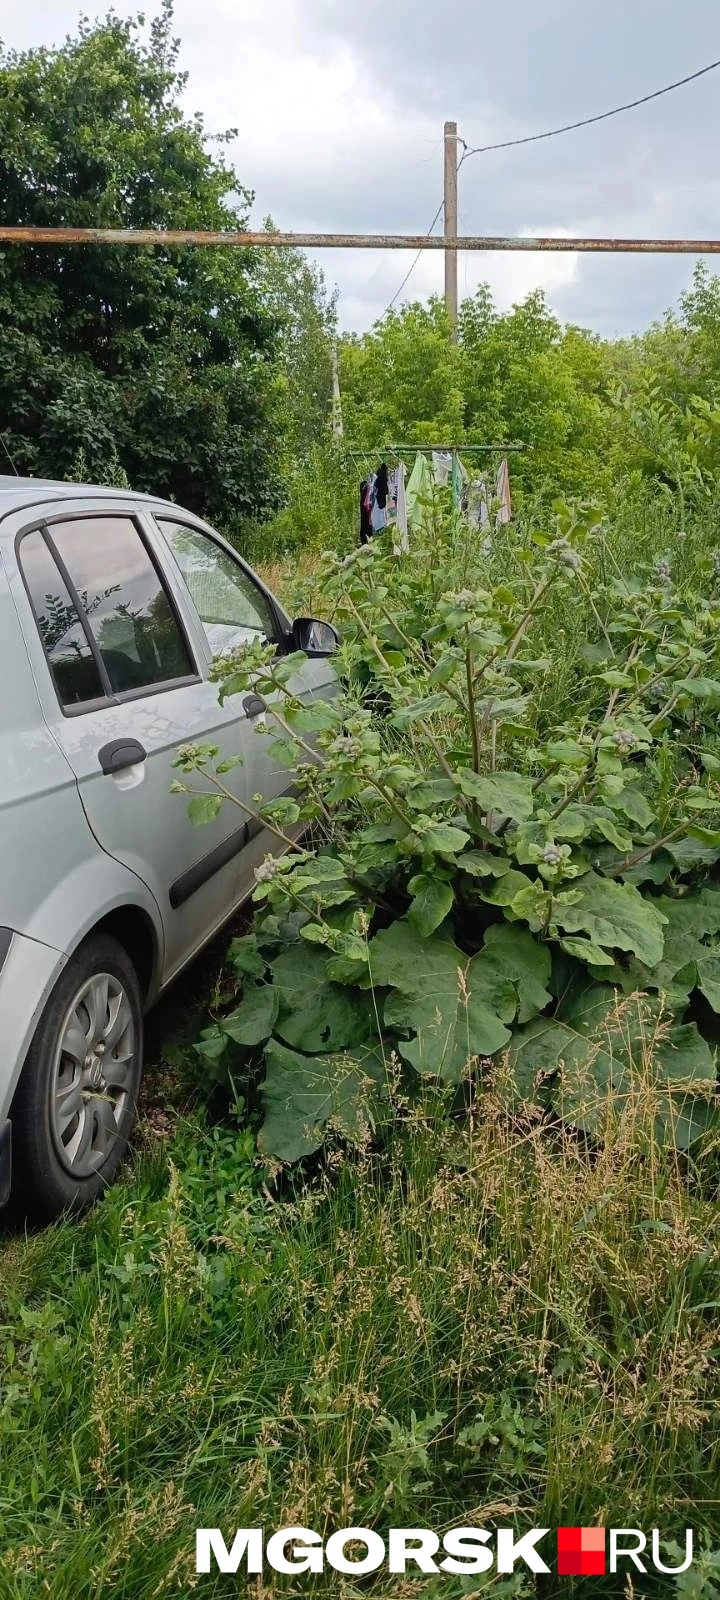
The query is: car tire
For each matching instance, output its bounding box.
[11,934,143,1224]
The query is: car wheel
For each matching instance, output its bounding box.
[11,934,143,1223]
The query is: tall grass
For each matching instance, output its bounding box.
[1,1026,719,1597]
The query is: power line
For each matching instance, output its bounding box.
[382,199,444,316]
[379,55,720,317]
[458,55,720,164]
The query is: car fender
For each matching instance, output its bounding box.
[21,852,165,999]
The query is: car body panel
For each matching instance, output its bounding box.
[0,551,164,953]
[4,494,335,983]
[0,929,67,1123]
[0,477,338,1146]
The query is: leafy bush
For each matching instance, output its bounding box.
[176,494,720,1161]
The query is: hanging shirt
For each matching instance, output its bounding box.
[495,458,512,525]
[406,451,434,535]
[374,462,389,509]
[392,462,409,554]
[451,453,468,509]
[466,477,491,531]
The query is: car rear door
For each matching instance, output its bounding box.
[10,500,285,981]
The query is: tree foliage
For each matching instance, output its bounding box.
[338,289,618,501]
[255,217,337,463]
[0,2,283,525]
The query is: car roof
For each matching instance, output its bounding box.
[0,474,173,533]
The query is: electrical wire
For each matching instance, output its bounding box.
[377,55,720,319]
[458,55,720,165]
[381,198,444,316]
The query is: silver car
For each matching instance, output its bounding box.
[0,476,338,1221]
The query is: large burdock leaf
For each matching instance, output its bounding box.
[601,888,720,1009]
[223,984,279,1047]
[259,1040,387,1161]
[271,944,374,1053]
[508,1014,617,1115]
[553,872,667,967]
[457,769,534,822]
[508,983,717,1148]
[475,923,552,1024]
[407,874,454,937]
[368,921,514,1080]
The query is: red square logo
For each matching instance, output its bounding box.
[557,1528,606,1576]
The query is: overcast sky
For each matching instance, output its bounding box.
[7,0,720,336]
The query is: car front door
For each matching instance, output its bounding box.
[10,503,290,982]
[152,511,338,879]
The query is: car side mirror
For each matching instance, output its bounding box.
[291,617,340,657]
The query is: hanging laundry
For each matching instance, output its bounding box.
[466,476,491,531]
[371,462,389,532]
[374,462,389,510]
[432,450,452,488]
[406,451,434,535]
[391,462,409,554]
[451,452,468,509]
[495,458,512,525]
[359,474,375,545]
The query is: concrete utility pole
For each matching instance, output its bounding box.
[331,340,343,439]
[444,120,459,339]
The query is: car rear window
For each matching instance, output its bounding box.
[19,516,196,709]
[20,529,105,706]
[50,517,194,695]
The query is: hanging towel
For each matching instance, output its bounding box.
[392,462,409,554]
[495,458,512,525]
[432,449,452,488]
[406,451,434,535]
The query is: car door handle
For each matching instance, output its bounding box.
[243,694,267,718]
[98,738,148,775]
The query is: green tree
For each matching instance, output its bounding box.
[340,298,465,449]
[337,288,618,503]
[0,2,283,527]
[255,218,337,463]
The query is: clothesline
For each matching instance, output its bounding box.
[345,444,527,463]
[380,443,528,454]
[359,446,513,548]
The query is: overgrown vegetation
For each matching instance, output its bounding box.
[3,496,719,1598]
[176,497,720,1167]
[3,7,720,1594]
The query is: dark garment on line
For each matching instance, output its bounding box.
[374,463,389,509]
[360,477,374,544]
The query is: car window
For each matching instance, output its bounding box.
[159,519,276,656]
[19,529,106,706]
[48,516,194,697]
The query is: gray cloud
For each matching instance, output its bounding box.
[301,0,720,331]
[7,0,720,334]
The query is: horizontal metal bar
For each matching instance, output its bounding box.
[383,443,527,452]
[0,226,719,253]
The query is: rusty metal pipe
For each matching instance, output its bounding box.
[0,227,719,252]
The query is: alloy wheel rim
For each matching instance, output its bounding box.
[49,972,136,1178]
